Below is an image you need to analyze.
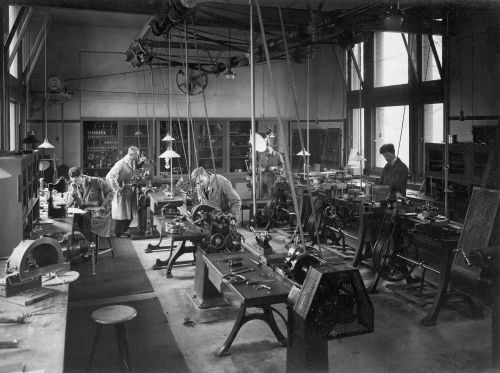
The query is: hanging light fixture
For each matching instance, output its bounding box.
[162,133,176,141]
[224,28,236,80]
[383,2,404,30]
[38,16,54,150]
[0,167,12,179]
[159,148,180,159]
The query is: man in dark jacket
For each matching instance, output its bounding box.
[66,166,114,242]
[376,143,409,197]
[191,167,242,220]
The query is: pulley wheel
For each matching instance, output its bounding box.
[225,232,244,252]
[209,233,225,252]
[306,214,328,244]
[372,230,419,282]
[290,253,322,285]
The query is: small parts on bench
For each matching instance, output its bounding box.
[222,273,246,284]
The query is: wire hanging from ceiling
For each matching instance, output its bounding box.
[191,16,217,173]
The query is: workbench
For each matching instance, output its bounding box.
[0,267,68,373]
[203,252,291,356]
[150,215,206,278]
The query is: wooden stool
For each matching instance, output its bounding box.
[91,235,115,276]
[88,305,137,373]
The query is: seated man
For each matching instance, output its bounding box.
[375,143,409,198]
[66,166,114,242]
[259,144,284,198]
[191,166,242,222]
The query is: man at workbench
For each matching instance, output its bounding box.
[191,166,242,222]
[376,143,409,198]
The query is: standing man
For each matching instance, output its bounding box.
[191,167,242,221]
[376,143,409,197]
[66,166,113,242]
[106,146,141,237]
[259,144,284,198]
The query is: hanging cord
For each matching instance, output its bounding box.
[190,16,217,174]
[180,23,197,172]
[255,0,305,246]
[142,65,150,152]
[278,6,321,252]
[147,65,155,160]
[135,73,141,148]
[174,102,189,171]
[396,105,406,158]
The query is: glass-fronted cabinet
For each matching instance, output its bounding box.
[229,121,251,173]
[195,121,225,172]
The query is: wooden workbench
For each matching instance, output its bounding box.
[0,268,68,373]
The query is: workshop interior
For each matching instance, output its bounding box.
[0,0,499,372]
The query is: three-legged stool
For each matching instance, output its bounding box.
[88,305,137,372]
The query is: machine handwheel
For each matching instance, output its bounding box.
[306,214,328,244]
[208,233,225,253]
[225,232,244,252]
[372,230,419,282]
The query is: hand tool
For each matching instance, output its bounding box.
[248,258,262,266]
[231,268,255,275]
[222,273,246,284]
[255,284,271,290]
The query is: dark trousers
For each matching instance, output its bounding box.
[115,219,132,236]
[73,211,95,243]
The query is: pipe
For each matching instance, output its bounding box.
[250,0,257,220]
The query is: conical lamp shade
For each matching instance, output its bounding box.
[38,138,55,149]
[0,167,12,179]
[296,149,310,156]
[159,148,181,158]
[162,134,176,141]
[134,130,143,136]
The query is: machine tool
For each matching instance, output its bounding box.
[0,237,67,304]
[286,263,374,373]
[188,202,244,253]
[47,177,68,218]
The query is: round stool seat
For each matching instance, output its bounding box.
[91,305,137,325]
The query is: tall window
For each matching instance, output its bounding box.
[351,108,364,156]
[422,35,442,81]
[424,103,443,143]
[374,32,408,87]
[375,105,409,167]
[9,101,18,151]
[350,43,364,91]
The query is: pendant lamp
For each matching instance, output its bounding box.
[162,133,176,141]
[38,17,54,150]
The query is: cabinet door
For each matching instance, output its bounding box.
[469,144,489,184]
[425,143,444,178]
[195,121,225,172]
[120,120,152,159]
[229,121,251,173]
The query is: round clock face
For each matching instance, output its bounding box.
[47,75,64,93]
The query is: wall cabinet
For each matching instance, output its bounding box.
[424,142,491,221]
[229,121,251,173]
[83,120,153,177]
[0,151,40,257]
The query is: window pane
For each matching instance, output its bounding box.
[424,103,443,143]
[350,43,364,91]
[375,105,409,168]
[9,101,17,151]
[374,32,408,87]
[422,35,442,81]
[351,108,364,161]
